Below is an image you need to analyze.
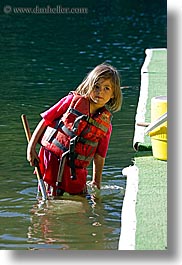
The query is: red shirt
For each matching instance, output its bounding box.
[41,94,112,158]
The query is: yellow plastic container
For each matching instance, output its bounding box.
[149,96,167,161]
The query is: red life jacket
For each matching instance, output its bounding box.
[41,92,112,194]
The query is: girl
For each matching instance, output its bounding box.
[27,63,122,196]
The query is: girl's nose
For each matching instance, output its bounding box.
[97,86,103,93]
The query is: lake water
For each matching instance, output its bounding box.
[0,0,166,250]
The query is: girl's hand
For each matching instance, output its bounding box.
[27,145,39,166]
[90,180,100,190]
[89,181,101,199]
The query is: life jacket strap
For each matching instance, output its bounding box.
[58,121,75,138]
[51,138,95,163]
[45,119,64,142]
[52,139,68,153]
[57,149,70,183]
[52,136,79,181]
[69,107,109,133]
[69,107,84,117]
[69,136,78,180]
[87,117,108,133]
[78,136,98,147]
[72,114,88,133]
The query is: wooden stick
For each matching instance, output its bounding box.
[21,114,47,200]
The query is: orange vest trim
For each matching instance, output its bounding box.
[41,93,112,169]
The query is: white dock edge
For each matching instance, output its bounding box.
[133,48,167,149]
[118,165,139,250]
[119,48,167,250]
[133,49,151,149]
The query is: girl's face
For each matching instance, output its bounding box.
[90,78,114,108]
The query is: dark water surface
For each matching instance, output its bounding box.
[0,0,166,250]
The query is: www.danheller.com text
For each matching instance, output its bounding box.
[3,5,89,15]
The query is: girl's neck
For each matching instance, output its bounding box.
[89,100,104,115]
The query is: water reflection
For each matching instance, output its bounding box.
[27,183,124,250]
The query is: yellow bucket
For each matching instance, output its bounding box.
[149,96,167,161]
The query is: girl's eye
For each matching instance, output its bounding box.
[105,87,110,90]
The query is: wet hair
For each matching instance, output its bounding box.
[76,63,122,112]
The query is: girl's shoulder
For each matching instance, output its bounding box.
[41,92,74,122]
[99,106,112,120]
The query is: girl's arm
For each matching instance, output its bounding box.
[91,125,111,189]
[27,119,47,166]
[91,153,105,189]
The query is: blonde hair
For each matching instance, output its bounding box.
[76,63,122,112]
